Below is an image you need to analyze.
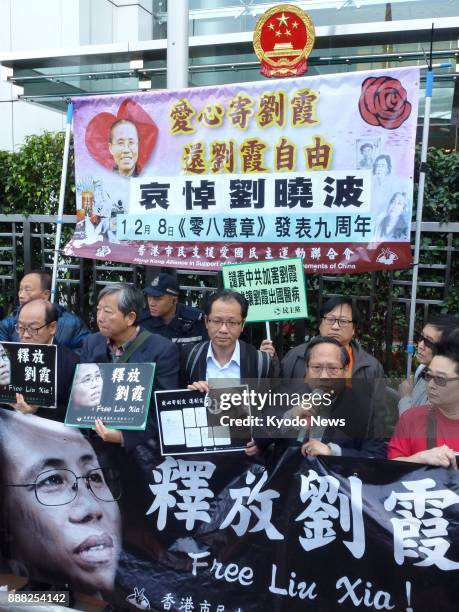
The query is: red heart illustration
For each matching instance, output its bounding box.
[85,98,158,175]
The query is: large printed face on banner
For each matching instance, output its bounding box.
[65,67,419,274]
[0,411,121,595]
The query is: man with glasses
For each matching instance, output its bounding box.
[0,410,122,595]
[300,337,385,458]
[280,296,387,438]
[388,338,459,467]
[183,290,273,457]
[183,289,273,388]
[9,298,79,421]
[0,271,89,352]
[281,297,385,384]
[398,314,459,415]
[252,337,385,459]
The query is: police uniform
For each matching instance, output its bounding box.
[139,302,207,346]
[140,273,208,347]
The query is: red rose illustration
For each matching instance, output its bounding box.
[359,76,411,130]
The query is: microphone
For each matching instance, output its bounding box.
[297,387,335,443]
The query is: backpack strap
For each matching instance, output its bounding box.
[185,342,208,382]
[116,330,151,363]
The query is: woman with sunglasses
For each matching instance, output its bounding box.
[388,337,459,468]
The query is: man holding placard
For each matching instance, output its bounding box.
[79,283,179,451]
[10,298,79,421]
[183,290,273,455]
[183,290,273,389]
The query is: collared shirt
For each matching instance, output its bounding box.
[206,340,241,382]
[107,327,140,362]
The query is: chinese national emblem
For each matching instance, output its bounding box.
[253,4,315,78]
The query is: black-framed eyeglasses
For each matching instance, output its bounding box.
[7,467,121,506]
[207,318,243,329]
[423,370,459,387]
[308,364,345,376]
[416,333,436,351]
[14,323,49,336]
[322,316,353,328]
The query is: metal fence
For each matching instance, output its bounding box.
[0,215,457,371]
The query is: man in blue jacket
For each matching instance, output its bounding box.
[0,271,89,351]
[79,282,179,452]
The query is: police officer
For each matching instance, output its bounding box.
[139,273,208,348]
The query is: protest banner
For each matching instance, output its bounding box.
[0,342,56,408]
[65,362,155,429]
[0,410,458,611]
[155,386,251,455]
[222,257,307,322]
[64,67,419,274]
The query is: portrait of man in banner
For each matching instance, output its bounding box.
[356,138,380,170]
[84,98,158,179]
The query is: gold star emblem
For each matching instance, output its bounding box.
[275,30,282,37]
[292,21,299,29]
[268,22,275,30]
[285,29,292,37]
[276,13,289,27]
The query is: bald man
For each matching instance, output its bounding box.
[0,271,89,351]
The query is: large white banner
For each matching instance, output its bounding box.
[65,67,419,273]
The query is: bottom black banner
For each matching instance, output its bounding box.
[0,409,458,611]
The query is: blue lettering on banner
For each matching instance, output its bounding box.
[117,214,374,243]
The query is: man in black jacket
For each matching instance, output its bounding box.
[183,290,273,456]
[10,298,79,421]
[139,272,208,349]
[183,289,272,388]
[79,283,179,453]
[250,337,385,459]
[0,271,89,351]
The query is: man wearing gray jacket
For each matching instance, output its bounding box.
[280,297,387,436]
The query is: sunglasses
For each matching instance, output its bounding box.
[417,333,436,350]
[423,370,459,387]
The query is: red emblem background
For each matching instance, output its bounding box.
[253,4,315,77]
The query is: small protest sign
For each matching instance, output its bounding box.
[155,386,251,456]
[222,257,308,322]
[0,342,57,407]
[65,362,155,429]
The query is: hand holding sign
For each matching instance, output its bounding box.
[259,339,276,358]
[12,392,38,415]
[94,418,124,444]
